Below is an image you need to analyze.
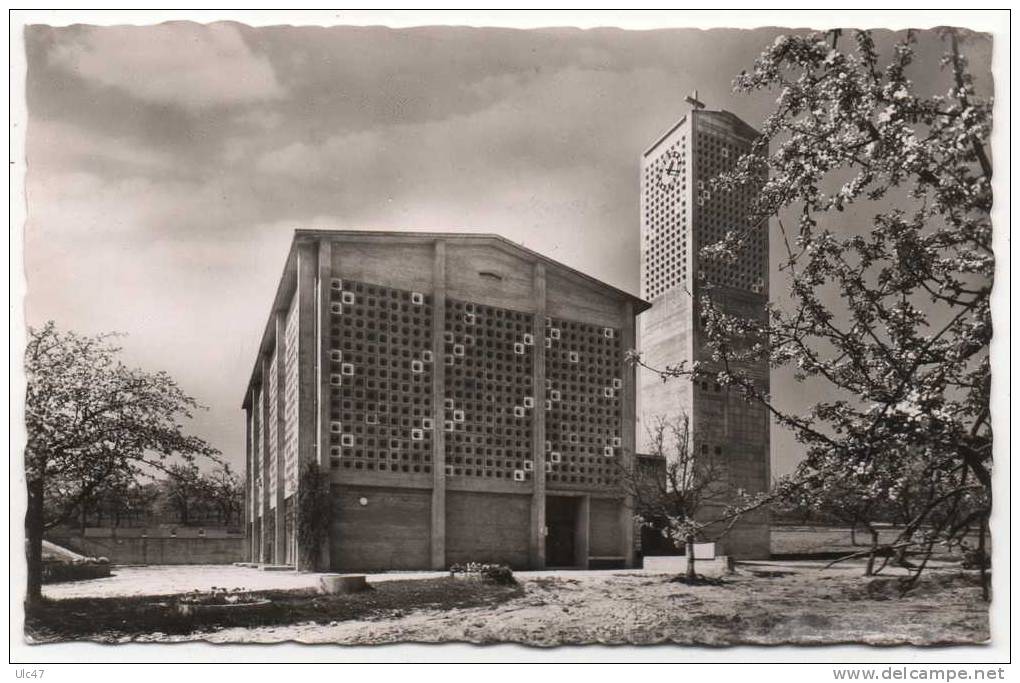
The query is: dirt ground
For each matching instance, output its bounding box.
[115,561,988,647]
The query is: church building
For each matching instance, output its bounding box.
[242,230,649,571]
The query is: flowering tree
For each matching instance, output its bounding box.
[642,29,993,596]
[24,322,219,602]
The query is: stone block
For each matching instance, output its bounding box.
[319,573,368,594]
[693,542,716,559]
[642,555,734,575]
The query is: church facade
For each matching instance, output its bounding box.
[242,230,650,571]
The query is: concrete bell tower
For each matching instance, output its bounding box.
[637,93,771,558]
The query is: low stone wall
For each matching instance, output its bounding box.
[49,528,246,565]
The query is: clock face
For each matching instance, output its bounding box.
[657,151,683,189]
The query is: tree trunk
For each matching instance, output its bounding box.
[978,513,990,602]
[25,477,45,604]
[894,532,912,568]
[685,534,696,580]
[850,525,857,547]
[865,526,879,577]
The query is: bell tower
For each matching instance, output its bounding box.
[637,96,771,558]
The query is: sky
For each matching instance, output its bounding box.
[21,20,993,477]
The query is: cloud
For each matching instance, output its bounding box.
[255,65,679,187]
[47,22,284,110]
[27,120,175,174]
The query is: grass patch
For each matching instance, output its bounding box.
[26,577,523,643]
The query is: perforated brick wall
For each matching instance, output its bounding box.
[443,298,534,483]
[327,278,434,476]
[694,127,765,293]
[545,316,623,489]
[642,132,689,300]
[641,114,767,300]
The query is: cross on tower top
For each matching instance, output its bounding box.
[685,89,705,110]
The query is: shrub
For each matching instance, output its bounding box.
[297,462,331,570]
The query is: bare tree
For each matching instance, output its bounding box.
[625,412,737,581]
[206,463,243,527]
[160,462,205,526]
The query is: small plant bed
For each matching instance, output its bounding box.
[176,587,267,607]
[448,563,516,586]
[25,577,523,643]
[173,588,272,616]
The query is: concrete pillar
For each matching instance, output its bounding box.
[315,238,333,569]
[620,301,637,568]
[430,240,447,570]
[529,262,547,569]
[248,385,262,563]
[294,242,318,571]
[274,311,287,565]
[243,402,252,561]
[259,361,272,564]
[252,385,262,562]
[250,396,259,562]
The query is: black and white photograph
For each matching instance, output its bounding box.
[8,8,1010,671]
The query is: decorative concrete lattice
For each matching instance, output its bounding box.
[267,350,279,508]
[694,129,765,293]
[283,298,299,497]
[327,278,434,474]
[642,133,688,300]
[545,317,623,489]
[443,298,534,482]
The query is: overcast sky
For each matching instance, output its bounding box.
[22,22,993,477]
